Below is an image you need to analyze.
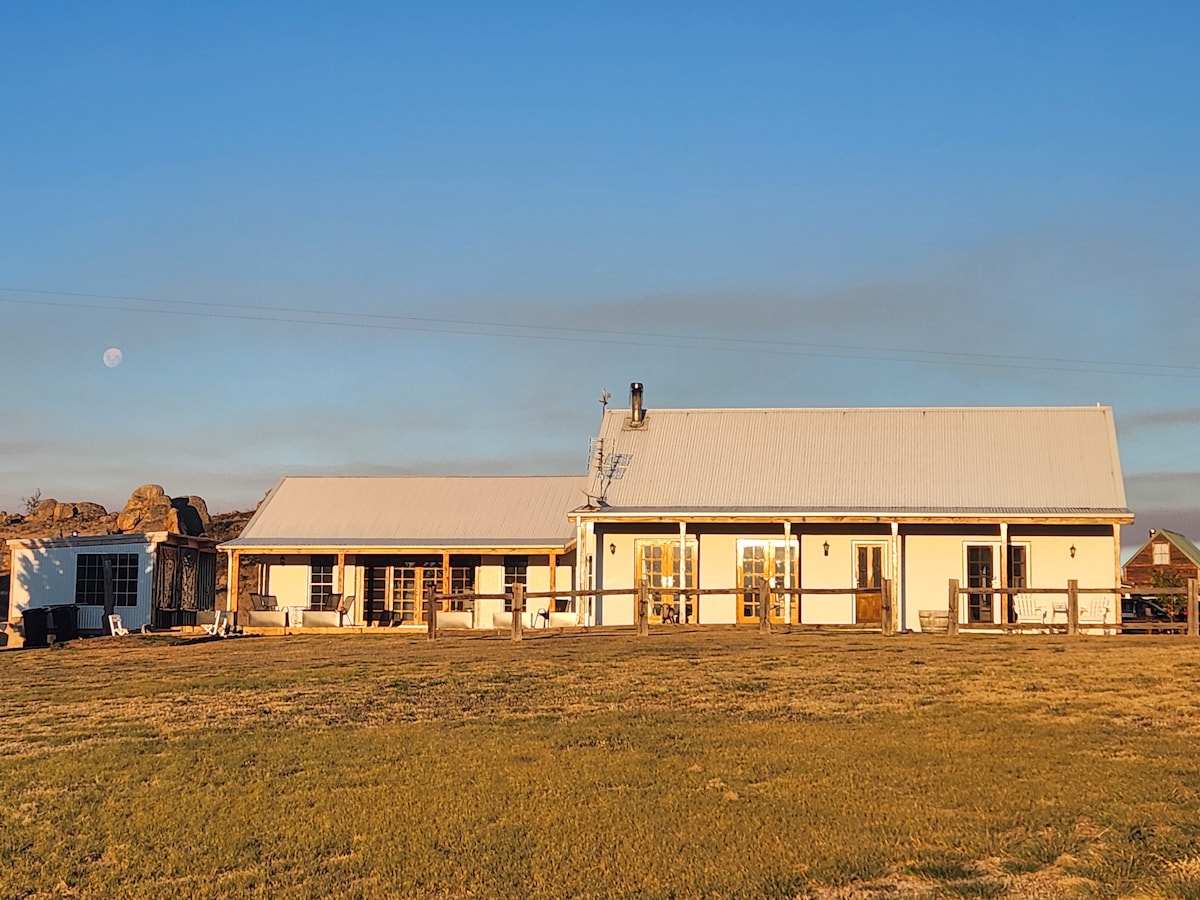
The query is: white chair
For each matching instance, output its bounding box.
[1012,594,1048,630]
[201,610,226,637]
[1050,599,1069,628]
[337,594,356,626]
[108,614,130,637]
[1078,595,1111,630]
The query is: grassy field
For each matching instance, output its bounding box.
[3,629,1200,899]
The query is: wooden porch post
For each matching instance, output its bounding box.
[890,521,900,631]
[1188,577,1198,639]
[226,550,239,616]
[335,552,345,595]
[678,521,688,624]
[998,523,1009,627]
[1067,579,1079,635]
[574,517,586,625]
[511,583,524,642]
[783,521,793,624]
[548,550,557,611]
[947,579,959,635]
[442,550,450,596]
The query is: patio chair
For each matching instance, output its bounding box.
[201,610,226,637]
[1050,598,1069,628]
[336,594,356,626]
[323,592,343,613]
[249,592,270,611]
[1012,594,1048,630]
[108,614,130,637]
[1078,595,1112,630]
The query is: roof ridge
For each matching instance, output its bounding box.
[607,406,1111,413]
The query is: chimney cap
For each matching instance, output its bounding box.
[629,382,645,425]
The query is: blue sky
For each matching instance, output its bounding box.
[2,1,1198,547]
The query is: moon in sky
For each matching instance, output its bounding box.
[102,347,123,368]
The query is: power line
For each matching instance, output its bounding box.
[2,285,1197,380]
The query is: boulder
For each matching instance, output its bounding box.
[74,502,108,518]
[170,497,208,536]
[114,486,210,535]
[129,484,167,506]
[116,484,175,533]
[53,503,76,521]
[186,496,210,529]
[29,499,58,521]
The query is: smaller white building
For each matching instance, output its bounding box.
[7,532,218,632]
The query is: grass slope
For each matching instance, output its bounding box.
[3,630,1200,898]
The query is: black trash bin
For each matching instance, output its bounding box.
[49,605,79,642]
[21,607,50,648]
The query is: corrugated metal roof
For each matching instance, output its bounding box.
[224,475,584,548]
[583,406,1129,516]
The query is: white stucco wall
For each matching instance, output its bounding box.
[591,524,1121,631]
[901,531,1119,630]
[9,540,156,631]
[264,562,311,608]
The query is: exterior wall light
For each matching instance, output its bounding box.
[823,541,830,556]
[1069,545,1076,558]
[609,542,617,555]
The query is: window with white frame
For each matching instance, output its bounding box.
[503,557,528,612]
[1153,542,1170,565]
[309,555,335,608]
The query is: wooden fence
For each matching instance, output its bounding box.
[422,581,895,640]
[946,578,1199,636]
[414,577,1200,641]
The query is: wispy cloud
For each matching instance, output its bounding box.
[1119,409,1200,431]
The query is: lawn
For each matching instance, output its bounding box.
[3,629,1200,899]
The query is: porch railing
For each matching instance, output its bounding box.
[946,578,1199,636]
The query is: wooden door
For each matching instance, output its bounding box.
[387,561,444,624]
[636,541,694,623]
[855,544,885,624]
[738,542,794,624]
[1005,544,1028,624]
[965,545,994,623]
[364,565,388,624]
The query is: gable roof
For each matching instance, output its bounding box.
[222,475,585,550]
[581,406,1130,519]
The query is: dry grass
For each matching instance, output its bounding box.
[3,629,1200,898]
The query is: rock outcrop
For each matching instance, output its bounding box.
[115,484,177,533]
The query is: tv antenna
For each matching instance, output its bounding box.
[599,388,611,411]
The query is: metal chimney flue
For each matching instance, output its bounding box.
[630,382,644,425]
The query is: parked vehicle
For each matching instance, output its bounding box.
[1121,594,1184,633]
[1121,595,1174,623]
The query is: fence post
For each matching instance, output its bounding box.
[511,583,524,642]
[1067,580,1079,636]
[881,579,894,636]
[758,581,771,634]
[1188,578,1198,639]
[636,583,649,636]
[425,588,438,641]
[947,579,959,635]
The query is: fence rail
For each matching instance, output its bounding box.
[419,580,895,639]
[946,578,1199,637]
[382,578,1200,642]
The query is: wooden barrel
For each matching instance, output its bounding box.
[919,609,950,633]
